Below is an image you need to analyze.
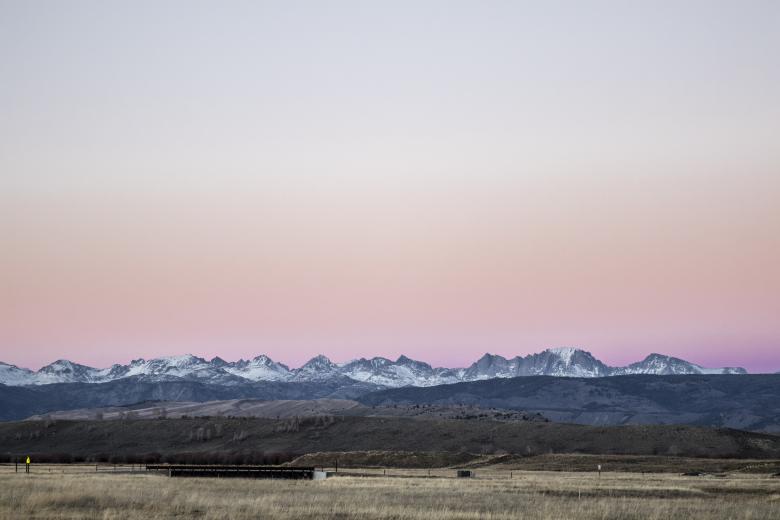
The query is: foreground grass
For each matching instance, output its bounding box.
[1,470,779,519]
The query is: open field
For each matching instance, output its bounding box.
[1,468,779,519]
[26,399,546,424]
[291,452,780,474]
[4,451,780,475]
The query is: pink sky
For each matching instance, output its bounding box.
[1,2,779,372]
[3,170,779,372]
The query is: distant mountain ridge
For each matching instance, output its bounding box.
[0,348,747,388]
[356,374,780,433]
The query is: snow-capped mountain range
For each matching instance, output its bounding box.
[0,348,747,388]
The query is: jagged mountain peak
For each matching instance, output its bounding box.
[344,357,391,369]
[0,349,751,387]
[290,355,338,381]
[0,362,35,386]
[395,355,433,370]
[302,354,336,368]
[154,354,206,365]
[521,348,610,377]
[542,347,598,364]
[34,359,103,384]
[338,355,454,387]
[476,353,507,363]
[639,353,687,364]
[210,356,228,367]
[462,353,514,380]
[644,352,669,359]
[545,346,580,355]
[613,353,749,376]
[221,354,291,382]
[39,359,85,372]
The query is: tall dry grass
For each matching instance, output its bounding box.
[0,469,778,519]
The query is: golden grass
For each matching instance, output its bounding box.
[0,467,778,519]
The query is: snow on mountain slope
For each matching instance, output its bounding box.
[0,362,37,386]
[613,354,748,376]
[461,354,519,380]
[290,355,341,382]
[0,349,751,387]
[696,366,748,375]
[223,355,293,382]
[131,355,221,379]
[339,356,460,387]
[517,348,612,377]
[461,348,611,379]
[33,360,108,384]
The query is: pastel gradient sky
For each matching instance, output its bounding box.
[1,1,779,372]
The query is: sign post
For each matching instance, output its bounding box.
[26,456,31,474]
[597,464,601,479]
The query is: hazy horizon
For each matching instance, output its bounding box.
[2,1,779,373]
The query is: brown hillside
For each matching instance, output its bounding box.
[2,416,779,461]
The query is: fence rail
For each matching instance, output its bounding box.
[145,464,319,479]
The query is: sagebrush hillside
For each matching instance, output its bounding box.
[358,374,780,433]
[2,416,780,462]
[3,374,780,432]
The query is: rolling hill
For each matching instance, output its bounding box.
[2,416,779,461]
[358,374,780,433]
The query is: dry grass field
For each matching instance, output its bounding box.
[1,465,779,519]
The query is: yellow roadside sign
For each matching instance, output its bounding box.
[26,456,30,464]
